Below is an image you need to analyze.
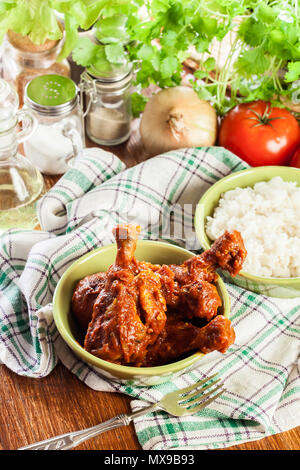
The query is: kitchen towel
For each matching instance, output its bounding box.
[0,146,299,450]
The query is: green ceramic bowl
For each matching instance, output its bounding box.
[195,166,300,298]
[53,240,230,386]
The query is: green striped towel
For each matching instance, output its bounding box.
[0,146,299,450]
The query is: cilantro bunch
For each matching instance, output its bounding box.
[72,0,300,116]
[54,0,116,61]
[228,1,300,111]
[72,1,142,68]
[5,0,299,117]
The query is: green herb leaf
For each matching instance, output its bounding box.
[72,36,99,67]
[104,42,126,64]
[160,56,179,78]
[57,13,78,61]
[285,62,300,83]
[67,0,300,116]
[131,91,148,117]
[255,2,277,25]
[160,30,177,50]
[235,48,270,77]
[203,57,216,72]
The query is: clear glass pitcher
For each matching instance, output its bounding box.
[0,79,44,234]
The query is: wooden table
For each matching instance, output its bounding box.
[0,121,299,452]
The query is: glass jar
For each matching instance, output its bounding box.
[80,60,133,146]
[94,14,131,46]
[2,35,70,107]
[0,79,44,234]
[23,74,85,175]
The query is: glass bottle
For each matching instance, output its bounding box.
[2,33,70,107]
[23,74,85,175]
[80,59,133,146]
[0,79,44,234]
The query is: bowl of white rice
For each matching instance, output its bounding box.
[195,166,300,298]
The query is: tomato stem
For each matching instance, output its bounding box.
[247,105,286,127]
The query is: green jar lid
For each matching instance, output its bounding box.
[26,74,77,107]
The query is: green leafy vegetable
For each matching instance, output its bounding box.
[56,13,78,61]
[285,61,300,82]
[72,36,100,67]
[131,91,148,118]
[0,0,112,60]
[75,0,292,115]
[125,0,300,115]
[72,35,128,77]
[2,0,300,117]
[0,0,62,43]
[104,42,126,64]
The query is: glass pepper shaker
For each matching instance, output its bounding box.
[23,74,85,175]
[80,59,133,146]
[0,79,44,234]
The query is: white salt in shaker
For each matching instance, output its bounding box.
[23,74,85,175]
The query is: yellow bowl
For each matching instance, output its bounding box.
[53,240,231,386]
[195,166,300,298]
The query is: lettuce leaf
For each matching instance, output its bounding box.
[0,0,62,43]
[0,0,109,53]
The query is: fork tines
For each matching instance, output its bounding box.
[179,375,225,413]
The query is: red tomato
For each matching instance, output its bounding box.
[290,147,300,168]
[219,101,300,166]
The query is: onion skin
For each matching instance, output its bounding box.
[140,86,218,157]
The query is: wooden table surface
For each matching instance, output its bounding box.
[0,116,299,452]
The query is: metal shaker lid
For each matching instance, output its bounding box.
[25,74,78,115]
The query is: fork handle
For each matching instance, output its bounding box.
[18,404,158,450]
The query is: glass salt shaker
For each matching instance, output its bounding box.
[0,79,44,234]
[80,59,133,146]
[2,30,70,107]
[23,74,85,175]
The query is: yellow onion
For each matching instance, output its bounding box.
[140,86,218,157]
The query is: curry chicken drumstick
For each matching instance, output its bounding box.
[83,224,167,366]
[71,224,246,367]
[142,315,235,367]
[72,272,106,331]
[154,229,246,317]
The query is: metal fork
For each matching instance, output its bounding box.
[18,374,223,450]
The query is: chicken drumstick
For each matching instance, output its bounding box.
[143,315,235,366]
[84,224,167,366]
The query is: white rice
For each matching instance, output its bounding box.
[206,176,300,278]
